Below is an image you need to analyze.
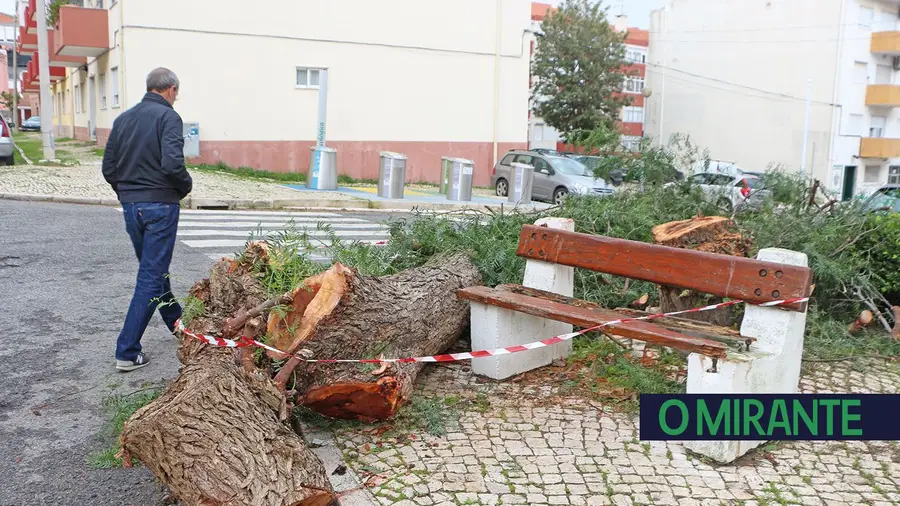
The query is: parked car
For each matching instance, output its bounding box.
[679,172,768,211]
[861,184,900,213]
[20,116,40,132]
[0,117,15,165]
[491,149,615,204]
[569,155,626,186]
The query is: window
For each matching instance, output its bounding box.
[500,154,516,165]
[625,47,647,64]
[296,67,321,88]
[533,158,552,174]
[74,85,81,113]
[533,122,544,141]
[621,136,641,152]
[889,165,900,184]
[55,91,61,117]
[848,113,864,136]
[859,6,874,28]
[852,62,868,84]
[876,64,892,85]
[514,154,534,165]
[99,73,107,109]
[870,115,886,137]
[625,76,644,94]
[80,83,86,113]
[623,106,644,123]
[864,165,882,183]
[110,67,119,108]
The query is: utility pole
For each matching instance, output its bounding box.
[800,78,812,179]
[35,0,54,160]
[12,0,18,130]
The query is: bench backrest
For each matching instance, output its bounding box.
[516,224,813,312]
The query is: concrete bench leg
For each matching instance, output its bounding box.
[471,217,575,380]
[684,248,809,463]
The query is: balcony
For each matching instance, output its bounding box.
[29,52,66,82]
[865,84,900,107]
[859,137,900,158]
[26,0,36,35]
[53,5,109,58]
[871,31,900,55]
[18,26,37,52]
[47,30,86,67]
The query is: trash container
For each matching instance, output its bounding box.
[378,152,407,199]
[307,146,338,190]
[446,158,475,202]
[508,162,534,204]
[439,156,454,195]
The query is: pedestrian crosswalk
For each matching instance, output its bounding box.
[114,208,392,263]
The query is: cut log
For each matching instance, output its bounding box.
[120,250,336,506]
[893,306,900,341]
[269,253,483,421]
[651,215,752,326]
[630,293,650,310]
[848,310,874,334]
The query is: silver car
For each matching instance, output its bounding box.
[0,117,15,165]
[683,172,768,211]
[491,150,614,204]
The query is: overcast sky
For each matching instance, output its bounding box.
[547,0,668,29]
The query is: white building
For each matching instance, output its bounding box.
[646,0,900,199]
[29,0,534,186]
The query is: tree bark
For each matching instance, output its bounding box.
[120,247,336,506]
[651,216,753,326]
[269,253,483,422]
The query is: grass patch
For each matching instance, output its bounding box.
[93,148,105,157]
[191,161,307,183]
[85,388,161,469]
[55,137,73,142]
[338,174,378,185]
[12,131,77,165]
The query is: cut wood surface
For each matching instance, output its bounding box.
[515,224,812,310]
[270,253,483,421]
[457,284,729,358]
[848,310,875,334]
[120,249,336,506]
[893,306,900,341]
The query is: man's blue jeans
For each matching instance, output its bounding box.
[116,202,182,362]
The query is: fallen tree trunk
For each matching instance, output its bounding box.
[651,216,752,327]
[121,247,336,506]
[268,253,482,422]
[893,306,900,341]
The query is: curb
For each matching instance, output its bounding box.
[0,192,552,213]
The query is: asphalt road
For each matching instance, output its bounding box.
[0,200,402,506]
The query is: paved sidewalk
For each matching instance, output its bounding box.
[326,358,900,506]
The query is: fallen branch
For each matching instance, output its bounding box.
[222,291,293,338]
[630,293,649,310]
[853,286,893,334]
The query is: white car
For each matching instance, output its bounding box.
[683,172,768,211]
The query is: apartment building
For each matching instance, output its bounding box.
[20,0,533,186]
[645,0,900,199]
[528,4,649,152]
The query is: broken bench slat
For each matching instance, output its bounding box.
[494,285,752,349]
[458,285,728,359]
[515,225,812,311]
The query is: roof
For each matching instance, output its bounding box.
[625,28,650,46]
[0,13,14,25]
[531,2,554,21]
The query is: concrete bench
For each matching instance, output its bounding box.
[457,217,814,463]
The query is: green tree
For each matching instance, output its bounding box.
[531,0,630,141]
[0,91,21,115]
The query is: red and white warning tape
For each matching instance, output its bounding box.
[175,296,809,364]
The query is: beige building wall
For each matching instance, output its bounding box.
[50,0,533,185]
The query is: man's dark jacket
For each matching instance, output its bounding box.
[102,93,192,203]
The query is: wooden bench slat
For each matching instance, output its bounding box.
[457,285,729,359]
[515,225,812,312]
[495,285,753,348]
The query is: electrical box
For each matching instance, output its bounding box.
[183,122,200,158]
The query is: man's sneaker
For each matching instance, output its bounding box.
[116,352,150,372]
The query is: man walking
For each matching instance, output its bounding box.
[102,68,192,372]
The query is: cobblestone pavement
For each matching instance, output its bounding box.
[0,163,355,200]
[327,358,900,506]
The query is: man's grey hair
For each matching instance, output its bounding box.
[146,67,179,92]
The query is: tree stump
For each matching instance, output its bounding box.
[651,216,753,327]
[120,246,336,506]
[268,253,483,422]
